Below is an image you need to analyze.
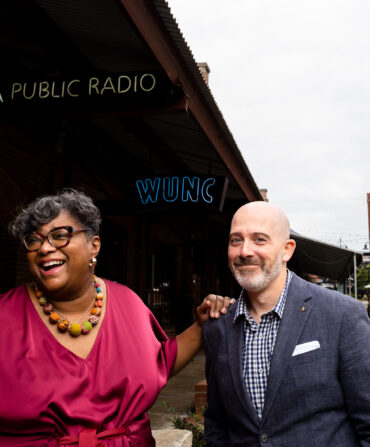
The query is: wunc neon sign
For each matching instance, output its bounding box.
[136,176,229,211]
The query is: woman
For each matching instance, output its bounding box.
[1,189,232,446]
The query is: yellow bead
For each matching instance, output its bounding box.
[69,323,82,337]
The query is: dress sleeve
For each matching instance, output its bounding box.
[108,280,179,387]
[149,312,178,379]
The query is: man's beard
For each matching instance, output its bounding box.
[230,250,285,292]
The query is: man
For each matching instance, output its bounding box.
[203,201,370,446]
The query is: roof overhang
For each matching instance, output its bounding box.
[289,232,362,282]
[120,0,260,201]
[0,0,262,206]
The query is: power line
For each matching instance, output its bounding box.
[293,228,368,238]
[274,196,366,203]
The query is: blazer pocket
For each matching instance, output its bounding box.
[289,345,324,365]
[292,341,320,356]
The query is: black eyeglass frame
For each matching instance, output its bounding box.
[23,225,89,252]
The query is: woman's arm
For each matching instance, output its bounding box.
[170,295,234,377]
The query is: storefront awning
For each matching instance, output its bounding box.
[289,231,362,282]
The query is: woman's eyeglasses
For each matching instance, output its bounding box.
[24,226,89,252]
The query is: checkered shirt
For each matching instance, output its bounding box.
[234,270,292,419]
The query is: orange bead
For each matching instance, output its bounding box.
[49,312,60,324]
[96,292,104,300]
[35,290,43,298]
[57,319,69,332]
[91,307,102,316]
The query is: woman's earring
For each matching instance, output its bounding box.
[89,257,97,268]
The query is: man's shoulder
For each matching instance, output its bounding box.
[203,301,238,340]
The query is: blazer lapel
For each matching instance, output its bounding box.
[261,274,312,424]
[225,308,260,427]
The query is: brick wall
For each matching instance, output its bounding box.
[194,379,207,415]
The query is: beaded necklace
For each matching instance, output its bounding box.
[34,276,104,337]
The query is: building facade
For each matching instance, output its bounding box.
[0,0,262,331]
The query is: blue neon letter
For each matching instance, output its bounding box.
[162,177,179,202]
[201,178,216,203]
[136,178,161,204]
[182,177,200,202]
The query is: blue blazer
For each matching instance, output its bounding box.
[203,272,370,446]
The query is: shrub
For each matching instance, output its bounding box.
[162,401,205,447]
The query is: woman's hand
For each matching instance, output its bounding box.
[196,295,235,326]
[172,295,235,376]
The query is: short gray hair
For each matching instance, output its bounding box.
[9,188,102,242]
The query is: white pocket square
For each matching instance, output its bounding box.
[292,341,320,357]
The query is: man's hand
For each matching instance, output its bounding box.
[196,295,236,326]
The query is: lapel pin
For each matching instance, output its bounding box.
[300,306,306,312]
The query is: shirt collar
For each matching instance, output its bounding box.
[234,269,292,323]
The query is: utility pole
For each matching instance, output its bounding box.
[367,193,370,254]
[353,254,358,300]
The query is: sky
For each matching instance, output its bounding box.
[167,0,370,251]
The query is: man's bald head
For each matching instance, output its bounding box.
[228,201,296,293]
[231,201,291,243]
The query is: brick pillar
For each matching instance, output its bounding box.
[197,62,210,84]
[194,379,208,415]
[259,188,269,202]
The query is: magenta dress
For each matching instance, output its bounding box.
[0,280,177,446]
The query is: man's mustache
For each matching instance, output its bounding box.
[233,257,261,267]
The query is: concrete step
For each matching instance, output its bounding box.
[152,429,192,447]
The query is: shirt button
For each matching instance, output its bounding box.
[259,333,263,339]
[261,433,269,443]
[259,368,263,374]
